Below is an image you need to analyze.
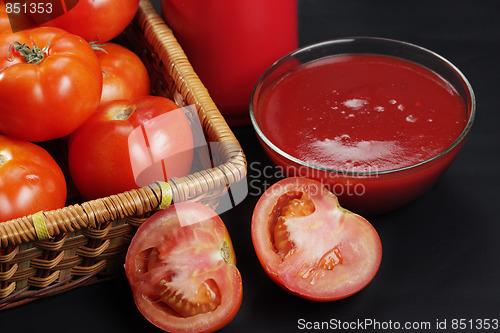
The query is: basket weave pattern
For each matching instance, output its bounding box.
[0,0,246,309]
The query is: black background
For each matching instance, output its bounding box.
[2,1,500,332]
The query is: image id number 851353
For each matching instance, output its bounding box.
[450,319,499,330]
[5,2,53,14]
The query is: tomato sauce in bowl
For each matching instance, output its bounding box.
[250,38,475,215]
[258,54,467,172]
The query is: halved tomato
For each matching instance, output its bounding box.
[251,177,382,301]
[125,202,243,333]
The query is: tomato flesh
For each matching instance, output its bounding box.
[158,278,221,317]
[137,227,223,318]
[252,177,382,301]
[272,191,344,277]
[271,191,315,259]
[125,202,242,333]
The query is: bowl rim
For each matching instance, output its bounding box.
[249,36,476,177]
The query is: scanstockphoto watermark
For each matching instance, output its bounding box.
[248,161,380,197]
[297,318,500,331]
[297,318,433,331]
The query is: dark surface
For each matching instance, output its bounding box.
[2,1,500,332]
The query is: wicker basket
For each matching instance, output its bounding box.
[0,0,246,310]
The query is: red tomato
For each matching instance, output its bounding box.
[37,0,139,43]
[68,95,193,200]
[94,42,150,104]
[0,27,102,141]
[0,135,67,222]
[125,202,243,333]
[251,177,382,301]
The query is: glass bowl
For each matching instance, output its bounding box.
[250,37,475,215]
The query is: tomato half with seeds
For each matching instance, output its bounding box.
[125,202,243,333]
[251,177,382,301]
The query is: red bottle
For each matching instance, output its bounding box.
[161,0,298,126]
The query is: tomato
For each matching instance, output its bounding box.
[0,27,102,142]
[0,135,67,222]
[94,42,150,104]
[251,177,382,301]
[36,0,139,43]
[125,202,243,333]
[68,95,193,200]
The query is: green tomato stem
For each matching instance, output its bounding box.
[89,41,108,53]
[8,41,50,65]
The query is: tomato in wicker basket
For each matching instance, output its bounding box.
[36,0,139,43]
[68,95,193,200]
[0,27,102,142]
[0,135,67,222]
[94,42,150,104]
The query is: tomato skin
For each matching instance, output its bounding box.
[0,27,102,142]
[0,2,12,33]
[37,0,139,43]
[125,202,243,333]
[68,95,193,200]
[95,42,150,104]
[0,135,67,222]
[251,177,382,301]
